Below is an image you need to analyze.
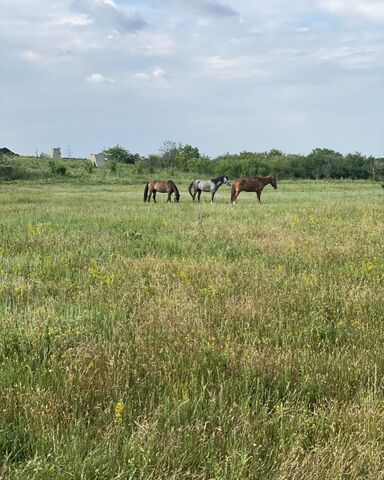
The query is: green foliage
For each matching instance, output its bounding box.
[133,160,145,174]
[48,160,67,176]
[103,145,139,164]
[175,144,200,170]
[209,149,383,181]
[2,148,384,186]
[0,155,32,181]
[367,156,384,181]
[0,155,14,179]
[83,160,95,174]
[159,140,180,166]
[108,160,117,173]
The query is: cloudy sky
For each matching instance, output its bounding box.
[1,0,383,158]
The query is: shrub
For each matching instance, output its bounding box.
[49,161,67,176]
[83,161,95,174]
[0,155,29,180]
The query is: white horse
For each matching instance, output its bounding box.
[188,175,230,203]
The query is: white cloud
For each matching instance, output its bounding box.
[138,33,176,56]
[167,0,240,19]
[293,26,312,33]
[134,67,169,81]
[319,0,384,21]
[197,18,211,27]
[21,50,43,62]
[71,0,147,33]
[85,73,115,83]
[44,13,93,27]
[315,46,384,69]
[20,49,75,64]
[197,0,240,18]
[152,67,167,78]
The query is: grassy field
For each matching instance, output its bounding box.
[0,179,383,479]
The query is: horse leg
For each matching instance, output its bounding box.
[197,190,202,202]
[256,191,261,203]
[167,191,171,202]
[152,191,157,203]
[232,189,239,205]
[148,190,152,202]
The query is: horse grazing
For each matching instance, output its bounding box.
[230,175,277,205]
[188,175,230,203]
[143,180,180,203]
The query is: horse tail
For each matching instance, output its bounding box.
[188,181,195,199]
[230,183,236,203]
[143,182,149,202]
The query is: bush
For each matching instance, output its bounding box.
[109,160,117,173]
[83,161,95,174]
[56,165,67,176]
[49,161,67,176]
[0,156,29,180]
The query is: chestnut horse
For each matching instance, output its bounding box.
[231,175,277,205]
[143,180,180,203]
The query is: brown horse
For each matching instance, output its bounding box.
[230,175,277,205]
[143,180,180,203]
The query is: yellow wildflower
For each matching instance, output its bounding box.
[115,401,125,419]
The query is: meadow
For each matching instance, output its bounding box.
[0,176,383,479]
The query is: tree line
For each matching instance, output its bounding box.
[104,143,384,181]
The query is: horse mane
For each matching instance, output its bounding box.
[168,180,180,196]
[211,175,225,183]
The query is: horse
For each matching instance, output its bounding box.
[188,175,230,203]
[230,175,277,205]
[143,180,180,203]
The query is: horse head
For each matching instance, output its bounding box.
[223,176,231,186]
[271,175,277,189]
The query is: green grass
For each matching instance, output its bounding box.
[0,180,383,479]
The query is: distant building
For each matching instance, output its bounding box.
[51,147,61,159]
[90,153,106,168]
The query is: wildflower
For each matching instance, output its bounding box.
[115,401,124,419]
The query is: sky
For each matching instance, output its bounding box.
[1,0,383,158]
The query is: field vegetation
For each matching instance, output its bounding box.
[1,144,384,184]
[0,157,383,478]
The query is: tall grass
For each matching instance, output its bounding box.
[0,181,383,479]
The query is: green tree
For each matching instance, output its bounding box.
[103,145,139,164]
[175,144,200,170]
[366,156,384,181]
[306,148,343,179]
[159,140,181,167]
[266,148,283,159]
